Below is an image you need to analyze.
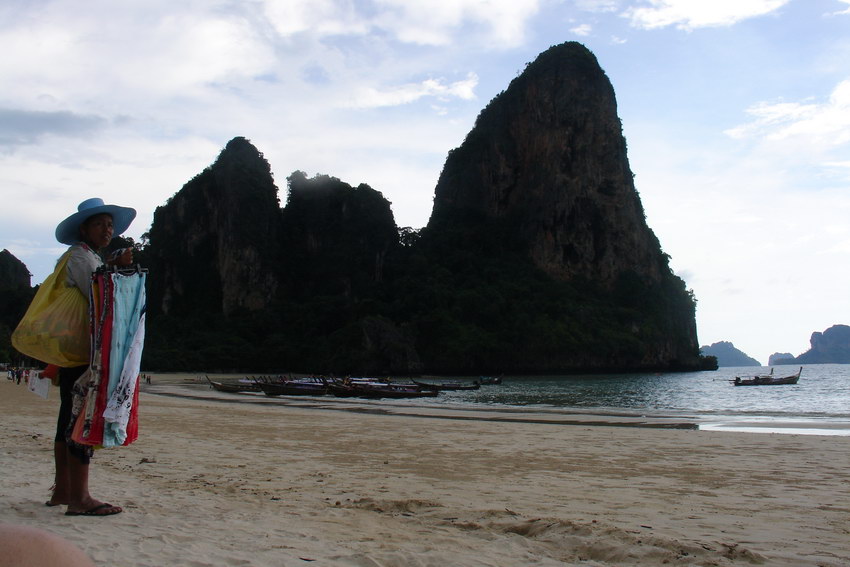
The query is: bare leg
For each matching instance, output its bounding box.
[53,366,120,516]
[46,442,70,506]
[64,452,122,516]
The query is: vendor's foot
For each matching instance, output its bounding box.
[46,485,69,507]
[65,500,122,517]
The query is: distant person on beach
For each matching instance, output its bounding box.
[45,198,135,517]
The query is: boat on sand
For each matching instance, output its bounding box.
[257,379,328,396]
[205,376,261,393]
[325,378,440,399]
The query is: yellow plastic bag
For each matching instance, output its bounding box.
[12,251,90,367]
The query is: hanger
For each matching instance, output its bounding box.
[96,264,149,275]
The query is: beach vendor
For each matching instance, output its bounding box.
[46,198,136,517]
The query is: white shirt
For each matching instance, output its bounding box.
[64,243,103,294]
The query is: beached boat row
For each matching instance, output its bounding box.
[206,375,501,399]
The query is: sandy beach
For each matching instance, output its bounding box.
[1,375,848,566]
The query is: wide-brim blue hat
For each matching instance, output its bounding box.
[55,197,137,245]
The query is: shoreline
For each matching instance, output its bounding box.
[149,373,850,436]
[2,378,849,566]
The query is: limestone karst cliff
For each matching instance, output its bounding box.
[430,43,666,287]
[425,42,701,370]
[145,137,281,317]
[140,138,412,372]
[0,249,30,290]
[0,249,35,363]
[280,171,399,299]
[115,42,706,373]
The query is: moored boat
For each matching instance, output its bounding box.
[325,378,440,399]
[206,376,262,393]
[412,379,480,391]
[733,367,802,386]
[258,378,328,396]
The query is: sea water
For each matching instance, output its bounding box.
[423,364,850,435]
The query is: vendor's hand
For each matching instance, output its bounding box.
[108,247,134,267]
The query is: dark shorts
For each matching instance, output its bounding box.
[56,366,93,464]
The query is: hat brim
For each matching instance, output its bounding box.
[55,204,137,245]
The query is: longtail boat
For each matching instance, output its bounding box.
[205,376,262,393]
[732,367,802,386]
[325,378,440,399]
[258,378,328,396]
[412,379,480,391]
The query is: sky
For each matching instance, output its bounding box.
[1,0,849,366]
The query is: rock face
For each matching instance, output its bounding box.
[776,325,850,364]
[145,140,400,320]
[430,42,668,288]
[700,341,761,367]
[146,137,281,316]
[0,249,34,363]
[427,42,699,370]
[141,138,412,373]
[357,316,423,375]
[138,42,707,374]
[280,172,398,299]
[0,249,30,290]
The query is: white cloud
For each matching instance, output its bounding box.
[0,132,220,249]
[623,0,790,30]
[263,0,369,37]
[824,160,850,170]
[142,16,276,89]
[570,23,593,36]
[374,0,541,47]
[574,0,619,12]
[262,0,541,47]
[0,4,277,107]
[724,79,850,149]
[347,73,479,109]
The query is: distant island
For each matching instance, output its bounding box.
[771,325,850,365]
[699,341,760,367]
[768,352,794,366]
[701,326,850,368]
